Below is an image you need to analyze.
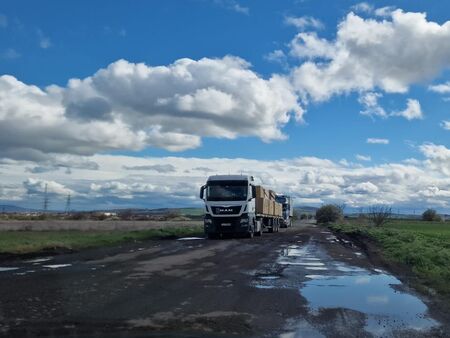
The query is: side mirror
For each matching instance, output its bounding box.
[251,185,256,199]
[200,185,206,199]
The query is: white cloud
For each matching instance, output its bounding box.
[344,181,379,194]
[290,10,450,102]
[359,93,423,121]
[374,6,397,17]
[1,143,449,211]
[285,16,324,31]
[0,57,303,161]
[392,99,424,120]
[441,120,450,130]
[351,3,373,14]
[213,0,249,15]
[356,154,371,162]
[429,81,450,94]
[264,49,288,68]
[358,92,387,118]
[23,178,75,196]
[367,138,389,145]
[419,143,450,175]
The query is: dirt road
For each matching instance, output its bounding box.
[0,222,447,337]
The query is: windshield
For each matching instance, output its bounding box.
[206,180,248,201]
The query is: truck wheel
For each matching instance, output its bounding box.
[207,233,218,239]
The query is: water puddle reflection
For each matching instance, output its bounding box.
[252,242,440,337]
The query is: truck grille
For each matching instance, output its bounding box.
[211,205,241,215]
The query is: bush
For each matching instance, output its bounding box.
[368,205,392,227]
[315,204,343,224]
[422,209,440,222]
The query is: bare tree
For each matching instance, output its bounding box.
[368,205,392,227]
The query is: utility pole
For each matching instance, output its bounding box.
[65,193,71,214]
[43,183,49,213]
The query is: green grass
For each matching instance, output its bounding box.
[0,226,203,255]
[328,219,450,299]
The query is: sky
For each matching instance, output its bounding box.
[0,0,449,212]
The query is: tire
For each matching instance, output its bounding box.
[207,233,218,239]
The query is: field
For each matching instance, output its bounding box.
[328,219,450,300]
[0,226,203,255]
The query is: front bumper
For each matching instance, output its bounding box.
[204,215,251,234]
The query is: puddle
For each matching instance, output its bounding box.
[0,267,19,272]
[301,272,439,335]
[25,257,52,264]
[255,243,440,337]
[42,264,72,269]
[177,237,205,241]
[258,276,280,280]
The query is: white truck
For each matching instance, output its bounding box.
[199,175,284,239]
[275,194,294,228]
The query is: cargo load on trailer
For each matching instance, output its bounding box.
[199,175,285,239]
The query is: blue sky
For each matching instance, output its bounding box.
[0,0,449,211]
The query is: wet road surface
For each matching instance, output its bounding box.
[0,222,448,337]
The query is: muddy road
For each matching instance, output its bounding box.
[0,222,448,337]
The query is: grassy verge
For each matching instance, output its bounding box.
[0,226,203,255]
[327,220,450,299]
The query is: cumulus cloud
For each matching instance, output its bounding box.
[123,164,176,173]
[2,144,449,211]
[23,178,75,196]
[0,56,302,161]
[429,81,450,94]
[290,10,450,102]
[358,92,387,118]
[441,120,450,130]
[356,154,371,162]
[351,2,373,14]
[285,16,324,31]
[367,138,389,145]
[344,181,379,194]
[419,143,450,175]
[392,99,424,120]
[264,50,288,68]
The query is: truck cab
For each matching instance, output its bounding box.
[199,175,258,238]
[275,194,293,228]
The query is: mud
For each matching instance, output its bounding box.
[0,221,447,337]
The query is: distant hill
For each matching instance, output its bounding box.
[0,205,37,213]
[295,206,318,214]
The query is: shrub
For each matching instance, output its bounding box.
[422,209,440,222]
[368,205,392,227]
[315,204,343,224]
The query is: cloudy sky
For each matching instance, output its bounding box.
[0,0,449,212]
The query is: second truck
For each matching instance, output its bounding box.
[199,175,292,238]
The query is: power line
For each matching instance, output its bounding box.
[43,183,49,212]
[65,193,71,213]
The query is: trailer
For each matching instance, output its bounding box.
[199,175,284,238]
